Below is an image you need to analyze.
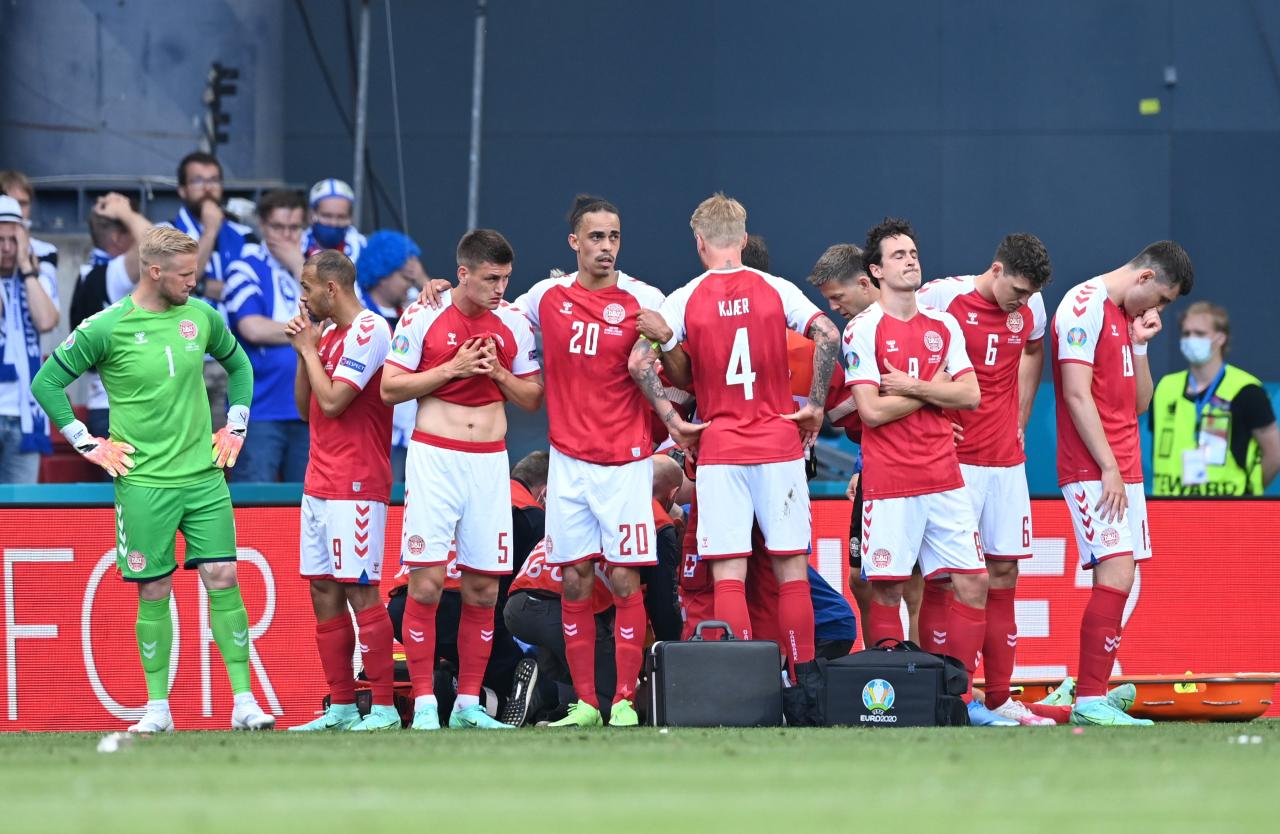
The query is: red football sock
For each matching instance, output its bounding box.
[1077,584,1128,698]
[457,603,495,698]
[918,581,951,654]
[778,580,816,666]
[612,592,648,702]
[402,597,438,699]
[867,600,904,646]
[315,613,356,705]
[561,596,599,708]
[713,579,752,640]
[946,598,986,702]
[981,586,1017,708]
[355,605,395,706]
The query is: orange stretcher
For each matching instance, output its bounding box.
[992,674,1280,722]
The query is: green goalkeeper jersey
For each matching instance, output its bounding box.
[48,297,243,487]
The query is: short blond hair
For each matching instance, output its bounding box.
[1181,300,1230,356]
[690,192,747,247]
[140,226,198,268]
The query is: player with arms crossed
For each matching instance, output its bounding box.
[381,229,543,730]
[915,233,1055,725]
[284,250,399,732]
[509,196,665,728]
[629,193,840,714]
[30,226,272,732]
[843,218,1015,725]
[1052,240,1193,726]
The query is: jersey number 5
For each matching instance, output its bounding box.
[726,327,757,400]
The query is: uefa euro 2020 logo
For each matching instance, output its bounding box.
[860,678,897,723]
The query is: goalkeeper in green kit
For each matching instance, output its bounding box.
[31,226,274,732]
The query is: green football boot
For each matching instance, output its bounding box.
[547,700,603,728]
[288,702,360,732]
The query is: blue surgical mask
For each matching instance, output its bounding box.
[310,222,348,249]
[1180,336,1213,365]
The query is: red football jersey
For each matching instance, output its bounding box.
[510,271,664,464]
[386,290,540,406]
[1052,277,1142,485]
[842,303,974,499]
[786,329,858,436]
[303,309,394,503]
[658,267,822,465]
[917,276,1046,467]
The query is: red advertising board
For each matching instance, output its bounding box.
[1,499,1277,730]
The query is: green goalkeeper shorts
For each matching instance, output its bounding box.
[113,473,238,582]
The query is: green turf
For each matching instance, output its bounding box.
[2,722,1275,833]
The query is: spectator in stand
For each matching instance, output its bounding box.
[165,151,259,429]
[302,179,366,263]
[68,193,153,447]
[222,190,309,482]
[0,195,59,481]
[1150,301,1280,495]
[357,230,430,480]
[0,170,59,294]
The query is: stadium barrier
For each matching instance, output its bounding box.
[1,497,1276,730]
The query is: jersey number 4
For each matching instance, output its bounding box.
[726,327,757,400]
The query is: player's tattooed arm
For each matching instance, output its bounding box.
[805,315,840,406]
[628,338,708,450]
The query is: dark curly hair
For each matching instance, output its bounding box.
[994,233,1052,289]
[862,217,917,288]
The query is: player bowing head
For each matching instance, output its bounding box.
[298,248,356,323]
[985,233,1053,313]
[1117,240,1195,318]
[568,195,621,281]
[456,229,514,311]
[139,225,200,307]
[808,243,875,320]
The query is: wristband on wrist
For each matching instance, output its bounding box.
[1132,342,1148,356]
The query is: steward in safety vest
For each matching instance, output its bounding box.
[1150,301,1279,496]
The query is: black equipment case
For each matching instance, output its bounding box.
[821,639,969,727]
[641,620,784,727]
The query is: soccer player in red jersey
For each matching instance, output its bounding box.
[381,230,543,730]
[916,234,1055,725]
[506,196,666,728]
[629,193,841,721]
[843,218,1017,726]
[1052,241,1193,726]
[282,250,400,732]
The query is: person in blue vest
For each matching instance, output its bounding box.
[1150,301,1280,495]
[222,190,310,482]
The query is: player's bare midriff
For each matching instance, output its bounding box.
[416,396,506,444]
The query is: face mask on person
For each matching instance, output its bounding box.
[310,222,348,249]
[1180,336,1213,365]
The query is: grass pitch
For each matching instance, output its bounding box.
[2,721,1275,834]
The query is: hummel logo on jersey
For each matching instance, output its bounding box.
[134,331,148,344]
[560,301,574,315]
[232,629,249,647]
[563,623,579,637]
[408,628,425,643]
[1104,635,1122,652]
[480,629,494,643]
[885,339,899,352]
[966,312,978,325]
[141,641,158,659]
[1111,324,1120,337]
[447,332,458,346]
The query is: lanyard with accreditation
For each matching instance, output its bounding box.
[1182,364,1228,485]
